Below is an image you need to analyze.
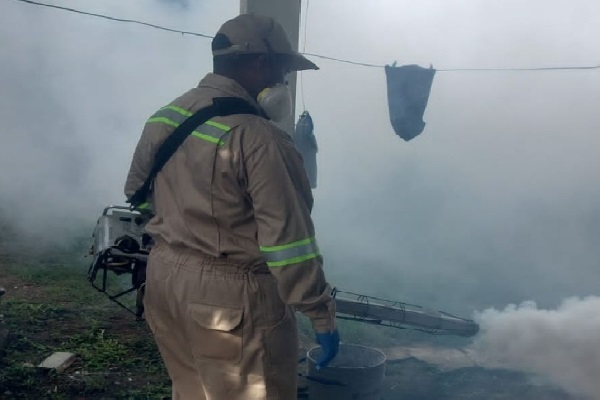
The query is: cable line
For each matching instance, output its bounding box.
[8,0,600,73]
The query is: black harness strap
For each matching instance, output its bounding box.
[127,97,260,209]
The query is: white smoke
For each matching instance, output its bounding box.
[1,0,599,315]
[0,0,238,246]
[472,297,600,399]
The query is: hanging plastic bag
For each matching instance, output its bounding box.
[385,64,436,141]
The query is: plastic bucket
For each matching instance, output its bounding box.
[306,344,386,400]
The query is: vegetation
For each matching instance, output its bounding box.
[0,234,580,399]
[0,243,170,399]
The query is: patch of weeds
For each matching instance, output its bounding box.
[0,364,39,392]
[120,381,171,399]
[0,365,70,399]
[127,337,167,375]
[65,372,110,398]
[5,259,120,306]
[3,300,61,324]
[8,262,87,287]
[10,333,52,354]
[0,241,174,399]
[3,301,71,351]
[66,327,131,371]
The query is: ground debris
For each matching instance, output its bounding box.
[38,351,76,373]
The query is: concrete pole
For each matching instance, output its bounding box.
[240,0,301,136]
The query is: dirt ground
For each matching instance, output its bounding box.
[0,250,585,400]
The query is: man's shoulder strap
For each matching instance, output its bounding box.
[127,97,260,209]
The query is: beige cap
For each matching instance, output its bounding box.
[212,13,318,72]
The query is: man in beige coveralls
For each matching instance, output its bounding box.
[124,14,339,400]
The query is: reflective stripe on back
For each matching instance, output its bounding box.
[191,121,232,145]
[147,106,190,126]
[147,106,232,145]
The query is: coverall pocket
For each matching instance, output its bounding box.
[187,303,244,363]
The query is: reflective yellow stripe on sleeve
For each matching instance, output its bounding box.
[260,237,320,268]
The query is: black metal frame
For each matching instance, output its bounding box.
[87,247,148,320]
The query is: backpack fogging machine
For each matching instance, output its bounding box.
[87,206,478,337]
[87,206,152,319]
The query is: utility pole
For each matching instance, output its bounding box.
[240,0,301,136]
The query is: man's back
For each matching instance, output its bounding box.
[124,13,339,400]
[125,73,314,265]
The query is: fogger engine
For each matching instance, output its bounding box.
[88,206,152,319]
[87,206,479,337]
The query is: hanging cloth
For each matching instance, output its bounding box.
[385,64,436,141]
[293,111,318,189]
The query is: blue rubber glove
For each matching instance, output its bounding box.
[315,329,340,370]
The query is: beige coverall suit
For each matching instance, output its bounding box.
[124,73,336,400]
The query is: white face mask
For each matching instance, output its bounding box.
[257,83,292,122]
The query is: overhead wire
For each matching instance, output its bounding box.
[9,0,214,38]
[438,65,600,72]
[8,0,600,73]
[302,52,383,68]
[290,52,600,71]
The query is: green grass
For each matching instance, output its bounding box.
[0,241,171,399]
[0,233,583,400]
[1,297,170,399]
[0,232,466,399]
